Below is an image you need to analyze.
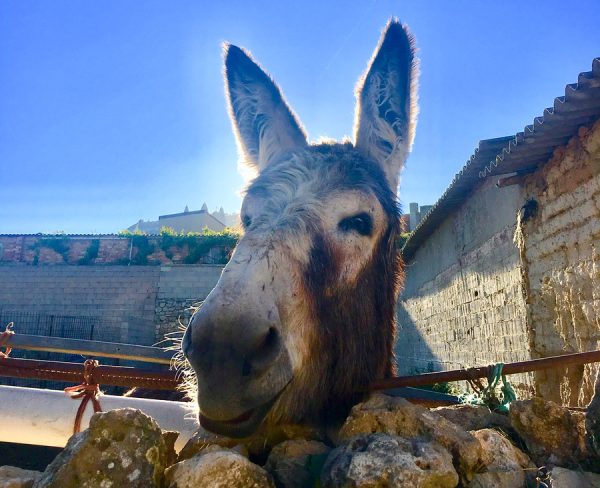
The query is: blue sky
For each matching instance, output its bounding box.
[1,1,599,234]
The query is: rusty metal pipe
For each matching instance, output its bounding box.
[371,349,600,391]
[0,357,179,390]
[3,349,600,394]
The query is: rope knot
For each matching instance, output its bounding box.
[460,362,517,412]
[64,359,103,433]
[0,322,15,358]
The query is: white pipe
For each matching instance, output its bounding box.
[0,385,198,452]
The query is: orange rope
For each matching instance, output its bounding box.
[64,359,103,433]
[0,323,15,358]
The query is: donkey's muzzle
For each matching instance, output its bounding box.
[183,308,292,437]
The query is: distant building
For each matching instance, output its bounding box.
[128,204,228,234]
[401,202,432,232]
[211,207,241,228]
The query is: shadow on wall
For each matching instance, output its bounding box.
[395,302,442,376]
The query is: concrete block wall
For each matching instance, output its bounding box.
[0,265,161,345]
[519,121,600,406]
[0,264,224,347]
[397,177,535,397]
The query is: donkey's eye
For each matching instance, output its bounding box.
[242,215,252,228]
[338,213,373,236]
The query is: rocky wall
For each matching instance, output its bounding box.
[154,265,224,340]
[518,120,600,406]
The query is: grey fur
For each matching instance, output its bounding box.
[224,44,307,170]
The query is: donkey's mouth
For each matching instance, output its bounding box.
[199,394,280,438]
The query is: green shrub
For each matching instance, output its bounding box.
[397,232,411,249]
[30,235,71,264]
[130,235,155,265]
[42,237,70,257]
[156,227,240,264]
[79,239,100,265]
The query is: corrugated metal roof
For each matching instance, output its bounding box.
[402,57,600,262]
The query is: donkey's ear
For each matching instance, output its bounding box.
[224,44,308,172]
[354,20,419,189]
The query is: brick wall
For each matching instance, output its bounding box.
[397,176,535,397]
[518,121,600,406]
[0,235,231,266]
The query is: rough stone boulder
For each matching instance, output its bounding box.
[164,447,275,488]
[177,427,249,461]
[468,428,535,488]
[179,423,324,462]
[33,408,177,488]
[585,367,600,465]
[336,394,483,482]
[550,467,600,487]
[321,433,458,488]
[432,404,511,432]
[264,439,331,488]
[509,397,588,466]
[0,466,41,488]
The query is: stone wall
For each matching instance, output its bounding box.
[397,177,535,397]
[398,120,600,405]
[154,265,224,340]
[517,121,600,406]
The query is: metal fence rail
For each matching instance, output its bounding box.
[0,309,131,390]
[5,334,172,364]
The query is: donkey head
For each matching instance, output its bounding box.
[183,20,418,438]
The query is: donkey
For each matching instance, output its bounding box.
[183,19,418,438]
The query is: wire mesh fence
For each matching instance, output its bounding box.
[0,309,123,391]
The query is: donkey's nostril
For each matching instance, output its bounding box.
[263,327,278,352]
[246,326,281,375]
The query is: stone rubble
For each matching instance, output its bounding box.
[0,466,41,488]
[32,408,176,488]
[586,367,600,462]
[549,467,600,488]
[336,393,483,483]
[178,423,325,462]
[432,404,511,432]
[509,397,589,466]
[165,447,274,488]
[468,428,535,488]
[2,393,600,488]
[264,439,330,488]
[322,433,459,488]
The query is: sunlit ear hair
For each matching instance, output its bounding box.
[354,19,419,189]
[224,44,308,173]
